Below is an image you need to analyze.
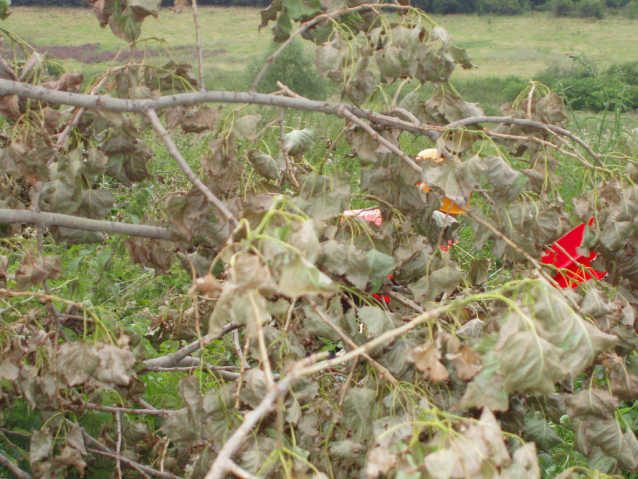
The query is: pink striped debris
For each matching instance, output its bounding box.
[342,208,383,226]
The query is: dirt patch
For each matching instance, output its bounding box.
[1,43,226,64]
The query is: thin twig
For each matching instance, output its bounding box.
[191,0,206,92]
[305,296,399,386]
[233,329,244,362]
[145,108,238,227]
[83,430,181,479]
[81,402,171,417]
[445,116,604,167]
[337,105,422,173]
[205,353,328,479]
[115,412,123,479]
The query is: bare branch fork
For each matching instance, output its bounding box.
[0,208,175,240]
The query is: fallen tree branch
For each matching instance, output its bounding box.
[143,322,239,369]
[0,79,438,140]
[305,296,399,386]
[205,353,328,479]
[145,108,239,227]
[445,116,604,167]
[0,451,32,479]
[0,209,174,241]
[83,430,182,479]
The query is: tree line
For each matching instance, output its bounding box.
[9,0,637,18]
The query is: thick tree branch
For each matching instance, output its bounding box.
[145,108,239,227]
[0,79,438,140]
[0,451,32,479]
[143,322,239,369]
[0,209,174,241]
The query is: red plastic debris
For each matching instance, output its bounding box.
[541,219,606,288]
[342,208,383,226]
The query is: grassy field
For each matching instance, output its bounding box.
[1,6,637,89]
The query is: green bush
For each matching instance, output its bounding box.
[577,0,605,17]
[477,0,526,14]
[550,0,575,16]
[607,61,638,85]
[244,40,330,101]
[626,0,638,17]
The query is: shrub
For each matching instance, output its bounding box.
[550,0,575,16]
[244,40,330,101]
[577,0,605,18]
[607,61,638,85]
[626,0,638,17]
[477,0,526,14]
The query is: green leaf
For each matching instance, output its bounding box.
[284,128,315,156]
[409,265,463,305]
[272,9,292,43]
[109,12,142,42]
[0,0,10,20]
[366,249,396,283]
[78,189,114,219]
[248,150,280,181]
[282,0,321,21]
[523,411,564,452]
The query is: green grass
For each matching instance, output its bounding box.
[2,6,638,92]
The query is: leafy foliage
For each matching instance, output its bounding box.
[1,1,638,479]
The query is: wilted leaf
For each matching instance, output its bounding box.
[92,344,136,388]
[30,429,53,463]
[409,265,463,305]
[15,251,61,290]
[358,306,397,338]
[408,340,449,383]
[565,388,619,420]
[341,387,376,439]
[240,369,268,408]
[57,341,100,386]
[278,255,338,298]
[233,114,262,140]
[284,128,315,155]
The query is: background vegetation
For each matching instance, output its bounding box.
[1,1,638,479]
